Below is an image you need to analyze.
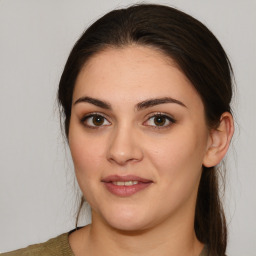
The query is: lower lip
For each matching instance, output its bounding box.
[103,182,152,197]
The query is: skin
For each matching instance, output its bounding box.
[67,45,233,256]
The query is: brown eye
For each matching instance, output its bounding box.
[92,115,105,126]
[154,116,167,126]
[81,114,111,128]
[144,114,176,128]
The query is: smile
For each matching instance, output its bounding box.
[112,181,139,186]
[102,175,153,197]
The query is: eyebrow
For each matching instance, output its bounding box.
[73,96,186,110]
[136,97,187,110]
[74,96,111,109]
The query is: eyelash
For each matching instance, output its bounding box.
[144,112,176,129]
[80,112,176,129]
[80,112,111,129]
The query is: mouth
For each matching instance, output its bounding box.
[101,175,153,197]
[112,181,139,186]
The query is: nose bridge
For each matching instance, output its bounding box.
[107,121,143,165]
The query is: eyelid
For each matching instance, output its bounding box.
[80,112,111,128]
[80,111,176,129]
[143,112,176,128]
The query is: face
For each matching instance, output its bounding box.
[68,46,211,232]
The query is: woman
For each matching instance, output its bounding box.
[2,4,234,256]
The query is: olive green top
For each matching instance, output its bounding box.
[1,231,209,256]
[1,232,74,256]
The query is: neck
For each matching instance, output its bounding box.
[72,208,203,256]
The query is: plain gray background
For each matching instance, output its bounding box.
[0,0,255,254]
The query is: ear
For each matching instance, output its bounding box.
[203,112,234,167]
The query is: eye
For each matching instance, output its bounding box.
[81,113,111,128]
[144,114,176,128]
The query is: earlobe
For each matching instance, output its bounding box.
[203,112,234,167]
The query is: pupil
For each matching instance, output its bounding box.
[154,116,165,126]
[93,115,104,126]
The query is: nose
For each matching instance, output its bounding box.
[106,124,144,166]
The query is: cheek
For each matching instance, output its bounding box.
[70,140,98,169]
[68,125,107,182]
[146,133,206,213]
[146,127,208,186]
[69,133,106,207]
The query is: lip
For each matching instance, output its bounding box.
[101,175,153,197]
[101,175,152,183]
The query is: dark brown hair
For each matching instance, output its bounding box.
[58,4,233,256]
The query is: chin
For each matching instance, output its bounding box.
[107,218,150,232]
[100,206,154,232]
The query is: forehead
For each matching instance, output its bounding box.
[73,45,203,110]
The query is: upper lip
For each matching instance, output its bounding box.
[101,175,153,183]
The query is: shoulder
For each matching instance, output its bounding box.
[1,232,74,256]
